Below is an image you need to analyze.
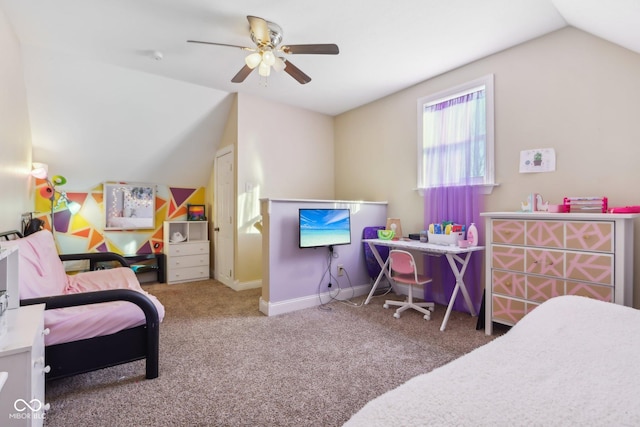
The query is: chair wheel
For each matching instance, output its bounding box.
[383,304,389,309]
[423,314,430,320]
[393,312,400,319]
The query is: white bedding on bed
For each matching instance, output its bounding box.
[344,295,640,426]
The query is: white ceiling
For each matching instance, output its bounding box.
[2,0,639,116]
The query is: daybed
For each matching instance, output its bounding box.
[1,229,165,380]
[345,295,640,426]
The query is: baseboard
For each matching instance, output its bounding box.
[224,279,262,292]
[259,284,372,316]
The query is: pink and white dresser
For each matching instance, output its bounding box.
[481,211,639,335]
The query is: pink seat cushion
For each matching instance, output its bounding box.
[2,229,69,298]
[49,267,165,345]
[4,230,165,345]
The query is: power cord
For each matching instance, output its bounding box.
[317,248,394,310]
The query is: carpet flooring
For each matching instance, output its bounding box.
[42,280,501,426]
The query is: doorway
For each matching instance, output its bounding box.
[214,146,234,287]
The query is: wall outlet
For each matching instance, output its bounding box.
[337,264,344,276]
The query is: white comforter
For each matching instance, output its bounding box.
[345,295,640,426]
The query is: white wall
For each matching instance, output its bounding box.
[235,93,335,284]
[21,45,234,191]
[0,8,31,232]
[334,27,640,306]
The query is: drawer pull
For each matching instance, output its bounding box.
[43,365,51,374]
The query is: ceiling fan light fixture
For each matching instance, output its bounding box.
[258,61,271,77]
[273,56,286,72]
[245,52,262,69]
[261,50,276,66]
[191,15,339,84]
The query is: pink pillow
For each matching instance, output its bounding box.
[2,230,69,298]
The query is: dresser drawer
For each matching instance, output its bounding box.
[168,254,208,269]
[491,245,525,271]
[525,220,563,248]
[168,242,208,257]
[491,220,525,245]
[565,252,613,285]
[492,270,526,298]
[565,221,613,252]
[491,295,527,325]
[167,265,209,282]
[566,281,613,302]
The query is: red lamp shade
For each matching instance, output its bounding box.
[39,185,54,199]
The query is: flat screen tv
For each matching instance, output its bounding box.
[299,208,351,249]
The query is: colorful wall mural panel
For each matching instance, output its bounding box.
[33,179,206,255]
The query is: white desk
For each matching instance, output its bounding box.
[363,238,484,331]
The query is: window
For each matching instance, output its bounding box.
[417,75,495,191]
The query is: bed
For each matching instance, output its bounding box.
[344,295,640,426]
[1,229,165,380]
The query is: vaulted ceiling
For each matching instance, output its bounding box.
[3,0,639,116]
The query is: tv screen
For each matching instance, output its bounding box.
[299,208,351,248]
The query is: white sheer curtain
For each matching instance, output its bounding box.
[421,88,486,188]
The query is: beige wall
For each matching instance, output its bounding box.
[234,93,335,284]
[0,8,32,232]
[335,27,640,307]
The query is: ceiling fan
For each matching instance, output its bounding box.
[188,15,339,84]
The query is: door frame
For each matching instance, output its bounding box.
[214,145,235,287]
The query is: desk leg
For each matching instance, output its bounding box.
[364,242,393,305]
[440,252,477,332]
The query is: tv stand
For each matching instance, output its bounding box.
[92,253,165,283]
[125,253,166,283]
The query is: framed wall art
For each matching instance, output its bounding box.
[187,204,206,221]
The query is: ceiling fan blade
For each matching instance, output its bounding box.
[284,60,312,84]
[231,65,254,83]
[187,40,253,50]
[247,16,270,47]
[281,44,339,55]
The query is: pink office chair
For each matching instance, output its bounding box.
[383,250,435,320]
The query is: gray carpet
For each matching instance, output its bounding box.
[43,280,502,427]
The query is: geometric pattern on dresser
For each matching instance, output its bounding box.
[492,295,526,324]
[492,246,524,271]
[526,220,563,247]
[526,275,563,302]
[566,281,613,301]
[526,249,564,277]
[492,220,525,245]
[565,253,613,285]
[565,221,613,252]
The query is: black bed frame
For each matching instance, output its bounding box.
[1,230,160,381]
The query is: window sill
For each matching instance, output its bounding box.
[416,183,499,196]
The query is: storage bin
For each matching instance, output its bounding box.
[428,231,464,246]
